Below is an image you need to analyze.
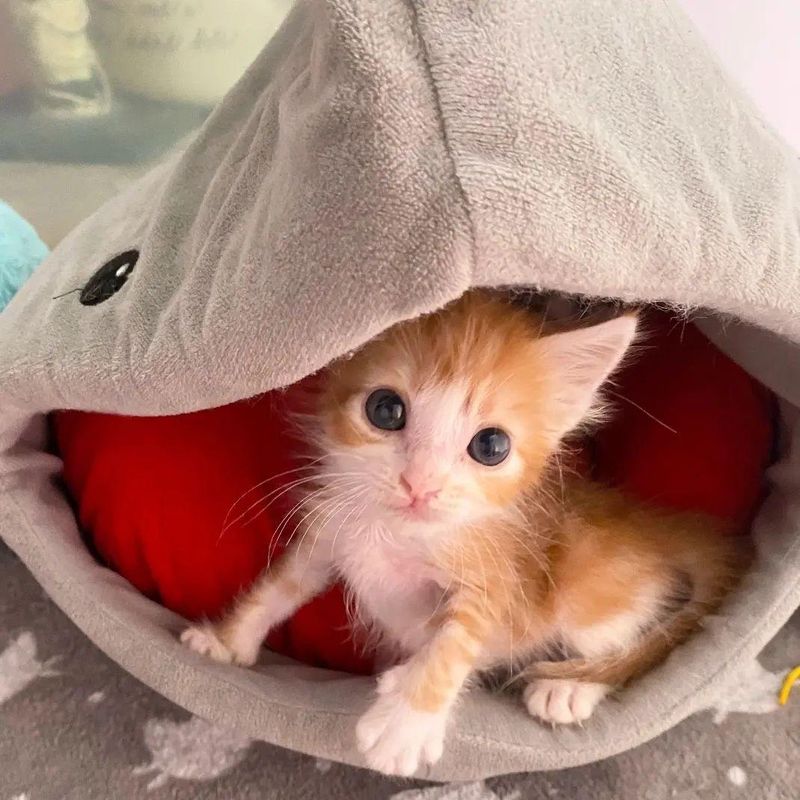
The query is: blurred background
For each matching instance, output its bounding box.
[1,1,798,248]
[0,0,293,244]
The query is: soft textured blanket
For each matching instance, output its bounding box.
[1,0,799,779]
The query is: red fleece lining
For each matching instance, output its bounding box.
[52,311,775,675]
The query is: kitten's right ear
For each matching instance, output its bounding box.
[537,314,638,444]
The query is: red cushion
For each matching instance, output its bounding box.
[53,387,374,675]
[593,310,775,531]
[52,311,774,674]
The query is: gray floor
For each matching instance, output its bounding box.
[2,541,798,800]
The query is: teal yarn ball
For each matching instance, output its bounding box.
[0,200,49,312]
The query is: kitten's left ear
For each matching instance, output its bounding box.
[538,314,638,443]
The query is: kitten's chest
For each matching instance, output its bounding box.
[335,525,445,650]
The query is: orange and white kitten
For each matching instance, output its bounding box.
[181,291,746,776]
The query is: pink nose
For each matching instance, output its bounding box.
[399,472,441,505]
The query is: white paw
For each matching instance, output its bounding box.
[524,679,609,725]
[179,624,258,667]
[356,667,448,776]
[180,624,235,663]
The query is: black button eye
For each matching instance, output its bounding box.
[365,389,406,431]
[468,427,511,466]
[79,249,139,306]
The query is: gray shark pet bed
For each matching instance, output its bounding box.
[1,0,799,781]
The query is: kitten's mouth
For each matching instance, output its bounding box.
[390,499,439,523]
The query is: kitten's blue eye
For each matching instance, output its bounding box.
[365,389,406,431]
[468,427,511,466]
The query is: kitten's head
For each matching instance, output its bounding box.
[314,291,637,533]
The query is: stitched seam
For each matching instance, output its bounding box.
[405,0,478,280]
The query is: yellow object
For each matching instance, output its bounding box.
[779,666,800,706]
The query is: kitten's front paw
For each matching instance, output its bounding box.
[180,624,235,663]
[524,678,609,725]
[356,667,447,777]
[180,623,258,667]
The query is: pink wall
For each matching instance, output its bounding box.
[677,1,800,153]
